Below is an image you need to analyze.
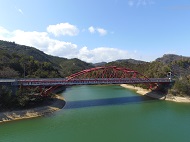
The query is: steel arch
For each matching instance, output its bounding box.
[66,66,151,82]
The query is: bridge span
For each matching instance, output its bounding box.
[0,66,172,95]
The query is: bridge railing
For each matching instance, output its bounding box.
[15,78,171,86]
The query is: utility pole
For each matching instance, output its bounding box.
[168,72,172,82]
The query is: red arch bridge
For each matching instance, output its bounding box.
[0,66,172,96]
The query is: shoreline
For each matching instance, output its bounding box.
[120,84,190,103]
[0,95,66,123]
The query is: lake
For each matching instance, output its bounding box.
[0,85,190,142]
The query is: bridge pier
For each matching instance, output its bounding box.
[11,85,18,96]
[11,80,19,96]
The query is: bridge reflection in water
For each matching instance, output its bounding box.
[64,95,157,109]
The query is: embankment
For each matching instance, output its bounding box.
[0,95,65,123]
[120,84,190,103]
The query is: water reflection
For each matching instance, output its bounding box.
[64,95,157,109]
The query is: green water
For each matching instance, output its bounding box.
[1,85,190,142]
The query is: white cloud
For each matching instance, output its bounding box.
[97,28,107,36]
[18,9,24,15]
[47,23,79,36]
[14,6,24,15]
[88,26,95,33]
[77,46,129,63]
[88,26,107,36]
[46,40,78,59]
[11,30,49,51]
[0,26,134,63]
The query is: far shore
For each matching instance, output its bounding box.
[0,95,65,123]
[120,84,190,103]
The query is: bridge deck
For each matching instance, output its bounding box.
[0,78,171,86]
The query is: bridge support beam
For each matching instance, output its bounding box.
[41,85,62,96]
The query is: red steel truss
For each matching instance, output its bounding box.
[18,66,170,96]
[66,66,150,82]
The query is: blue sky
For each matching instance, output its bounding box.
[0,0,190,63]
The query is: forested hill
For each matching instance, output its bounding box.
[106,54,190,96]
[0,40,93,77]
[156,54,190,64]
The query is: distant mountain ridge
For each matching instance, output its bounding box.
[93,59,147,67]
[116,59,147,64]
[93,62,107,67]
[156,54,190,64]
